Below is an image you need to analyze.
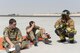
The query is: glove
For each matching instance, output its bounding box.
[55,25,62,29]
[66,27,72,32]
[55,25,59,29]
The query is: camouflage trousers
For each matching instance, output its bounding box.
[55,29,76,41]
[2,40,30,53]
[27,30,47,41]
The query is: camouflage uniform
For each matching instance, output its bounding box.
[54,18,77,42]
[3,27,29,53]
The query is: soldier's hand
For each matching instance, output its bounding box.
[10,43,14,48]
[55,25,60,29]
[19,43,22,48]
[31,23,35,28]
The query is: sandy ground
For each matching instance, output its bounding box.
[0,17,80,53]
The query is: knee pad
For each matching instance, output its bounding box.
[68,32,74,38]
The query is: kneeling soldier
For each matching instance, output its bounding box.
[54,10,77,43]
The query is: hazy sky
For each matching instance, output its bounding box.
[0,0,80,14]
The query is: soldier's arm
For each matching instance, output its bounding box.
[5,37,14,46]
[26,26,33,33]
[26,23,35,33]
[66,19,75,32]
[69,19,74,29]
[54,19,60,29]
[17,29,22,42]
[3,28,14,47]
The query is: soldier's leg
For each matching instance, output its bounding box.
[2,41,11,53]
[29,31,38,46]
[21,40,30,49]
[14,44,21,53]
[35,30,41,41]
[68,32,75,43]
[2,41,9,48]
[55,29,66,42]
[3,41,20,53]
[37,30,52,44]
[28,31,35,41]
[37,29,47,39]
[67,29,77,43]
[9,44,20,53]
[6,46,15,53]
[34,30,41,46]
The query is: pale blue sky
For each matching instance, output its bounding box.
[0,0,80,14]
